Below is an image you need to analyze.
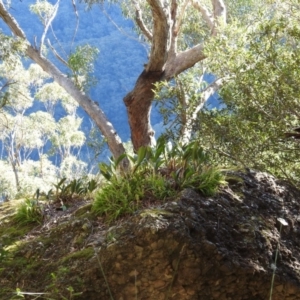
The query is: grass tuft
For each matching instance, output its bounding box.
[14,199,43,225]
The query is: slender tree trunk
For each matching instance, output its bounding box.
[7,148,20,192]
[11,160,20,192]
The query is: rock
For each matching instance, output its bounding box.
[1,171,300,300]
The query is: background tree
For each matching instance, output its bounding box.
[1,0,294,179]
[0,56,89,198]
[0,0,127,166]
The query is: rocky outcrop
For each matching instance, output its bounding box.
[1,170,300,299]
[81,170,300,299]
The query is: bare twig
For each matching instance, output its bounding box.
[70,0,79,52]
[101,7,143,44]
[166,244,186,299]
[47,39,69,67]
[94,248,115,300]
[0,80,16,92]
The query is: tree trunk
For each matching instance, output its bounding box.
[124,0,221,152]
[124,70,163,151]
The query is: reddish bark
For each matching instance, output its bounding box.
[124,70,164,151]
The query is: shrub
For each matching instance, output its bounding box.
[93,138,226,222]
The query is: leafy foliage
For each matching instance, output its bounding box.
[0,31,26,65]
[13,176,98,225]
[30,0,57,25]
[93,138,225,223]
[46,270,83,299]
[93,172,173,223]
[154,66,207,142]
[53,177,98,202]
[68,45,99,91]
[197,1,300,184]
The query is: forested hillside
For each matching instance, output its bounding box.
[0,1,149,197]
[2,0,147,139]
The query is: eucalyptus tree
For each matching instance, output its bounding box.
[0,60,38,191]
[117,0,227,150]
[0,0,228,164]
[0,56,88,197]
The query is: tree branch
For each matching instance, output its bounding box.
[190,77,226,125]
[164,0,227,79]
[164,43,206,79]
[195,77,225,114]
[175,0,190,34]
[0,80,16,92]
[168,0,178,58]
[47,39,69,67]
[0,1,26,39]
[180,77,226,143]
[191,0,214,31]
[40,0,60,54]
[212,0,226,35]
[146,0,170,71]
[70,0,79,52]
[133,0,152,41]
